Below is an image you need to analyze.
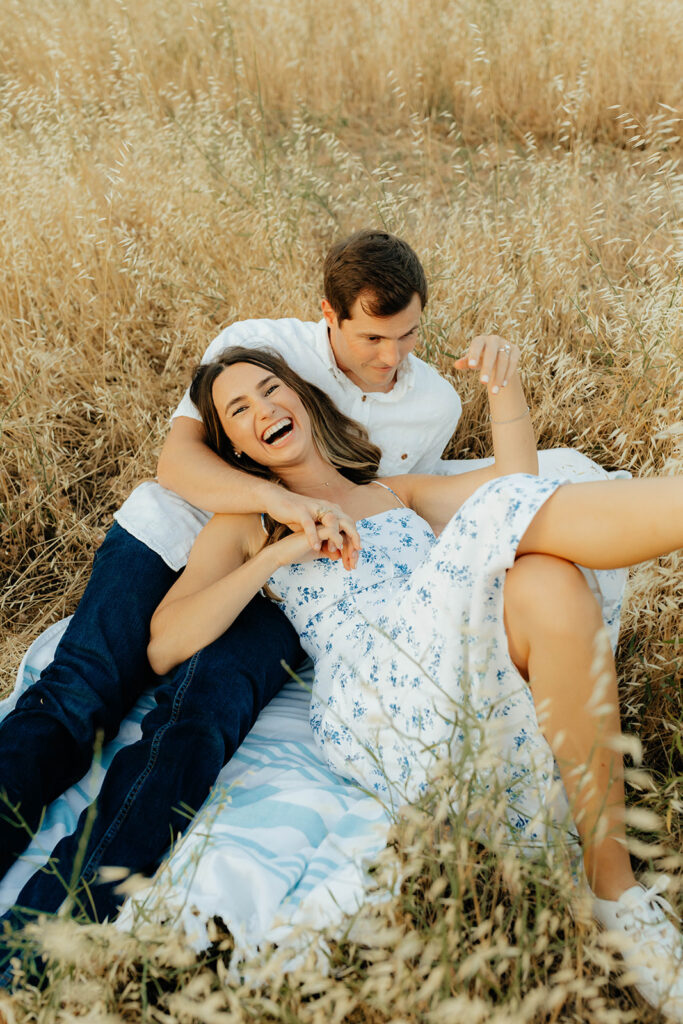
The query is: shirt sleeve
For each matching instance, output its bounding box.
[401,362,463,472]
[170,326,237,422]
[169,321,304,422]
[172,388,202,421]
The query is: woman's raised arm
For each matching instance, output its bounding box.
[387,335,537,531]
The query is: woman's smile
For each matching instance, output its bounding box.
[262,417,294,446]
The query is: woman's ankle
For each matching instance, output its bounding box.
[585,844,637,901]
[588,870,638,902]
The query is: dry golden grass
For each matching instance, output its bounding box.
[0,0,681,1020]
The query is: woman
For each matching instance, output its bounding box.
[148,346,682,1020]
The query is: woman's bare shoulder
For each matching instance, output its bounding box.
[377,474,433,509]
[194,511,265,561]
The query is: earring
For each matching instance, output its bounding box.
[234,450,242,459]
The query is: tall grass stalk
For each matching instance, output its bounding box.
[0,0,680,1020]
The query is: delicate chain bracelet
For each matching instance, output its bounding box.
[490,407,530,426]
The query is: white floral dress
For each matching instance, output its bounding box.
[266,474,624,846]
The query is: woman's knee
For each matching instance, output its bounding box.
[504,554,602,671]
[506,554,600,625]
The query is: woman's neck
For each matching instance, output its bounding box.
[275,456,357,504]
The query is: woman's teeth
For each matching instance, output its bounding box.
[263,418,293,444]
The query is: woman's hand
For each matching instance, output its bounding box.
[271,521,360,571]
[452,335,520,396]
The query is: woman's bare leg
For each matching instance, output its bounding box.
[504,553,636,900]
[518,477,683,568]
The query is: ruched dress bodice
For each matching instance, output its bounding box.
[267,507,435,663]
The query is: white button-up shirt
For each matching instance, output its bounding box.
[115,317,462,569]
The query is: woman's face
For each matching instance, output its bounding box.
[212,362,313,467]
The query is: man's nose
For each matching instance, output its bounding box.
[380,340,400,366]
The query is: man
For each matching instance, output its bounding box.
[0,230,618,951]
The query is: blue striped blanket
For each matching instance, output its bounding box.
[0,619,391,955]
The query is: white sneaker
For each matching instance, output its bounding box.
[592,877,683,1022]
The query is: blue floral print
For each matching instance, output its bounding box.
[267,474,624,848]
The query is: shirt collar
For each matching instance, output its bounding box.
[314,318,415,400]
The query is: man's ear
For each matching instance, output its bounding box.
[321,298,337,328]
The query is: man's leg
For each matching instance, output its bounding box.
[2,594,302,928]
[0,523,179,877]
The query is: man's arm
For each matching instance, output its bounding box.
[157,417,264,513]
[156,417,357,550]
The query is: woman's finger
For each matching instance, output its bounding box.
[341,534,359,571]
[465,336,486,370]
[491,345,512,391]
[503,347,520,387]
[314,525,334,555]
[315,527,358,569]
[479,338,500,385]
[320,511,344,552]
[319,510,360,552]
[451,354,470,370]
[339,515,361,550]
[454,336,520,390]
[301,513,322,551]
[315,516,342,557]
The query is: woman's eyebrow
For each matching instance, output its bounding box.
[224,375,276,412]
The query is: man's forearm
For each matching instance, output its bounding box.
[157,417,349,544]
[157,431,275,514]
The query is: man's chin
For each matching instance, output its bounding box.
[368,370,398,390]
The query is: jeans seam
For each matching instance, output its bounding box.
[78,651,200,886]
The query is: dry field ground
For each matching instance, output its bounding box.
[0,0,681,1020]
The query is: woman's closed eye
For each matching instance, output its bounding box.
[265,383,280,396]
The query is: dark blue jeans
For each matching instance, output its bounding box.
[0,523,301,954]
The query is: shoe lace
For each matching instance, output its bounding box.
[616,876,682,953]
[634,877,679,920]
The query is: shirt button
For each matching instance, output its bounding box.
[401,453,408,460]
[362,395,367,402]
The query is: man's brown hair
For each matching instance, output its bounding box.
[323,229,428,325]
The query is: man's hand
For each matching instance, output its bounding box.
[265,488,361,554]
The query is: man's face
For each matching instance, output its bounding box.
[322,292,422,393]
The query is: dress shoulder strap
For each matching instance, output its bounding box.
[371,480,407,508]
